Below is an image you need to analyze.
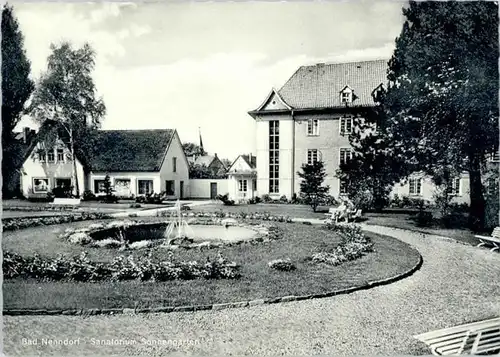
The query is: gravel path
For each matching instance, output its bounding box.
[4,225,500,356]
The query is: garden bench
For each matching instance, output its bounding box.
[414,317,500,355]
[475,227,500,252]
[49,198,81,209]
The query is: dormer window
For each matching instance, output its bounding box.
[340,86,354,104]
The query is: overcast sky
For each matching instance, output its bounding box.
[14,1,405,160]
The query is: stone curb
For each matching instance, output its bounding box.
[4,248,423,317]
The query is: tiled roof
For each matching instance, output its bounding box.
[194,155,216,167]
[277,59,388,109]
[241,155,256,169]
[89,129,174,172]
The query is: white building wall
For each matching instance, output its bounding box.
[188,179,229,198]
[21,142,85,198]
[89,172,161,197]
[159,131,190,199]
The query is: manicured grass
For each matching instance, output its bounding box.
[2,220,420,310]
[364,213,481,246]
[192,202,327,219]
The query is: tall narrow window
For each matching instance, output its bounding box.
[269,120,279,193]
[339,148,352,165]
[173,157,177,172]
[340,116,353,135]
[409,177,422,196]
[447,177,461,196]
[307,149,318,165]
[39,151,46,162]
[47,150,55,163]
[307,119,319,136]
[57,149,65,162]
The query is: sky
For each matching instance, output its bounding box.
[14,1,405,161]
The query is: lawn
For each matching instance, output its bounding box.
[2,218,420,310]
[363,212,482,246]
[191,202,327,219]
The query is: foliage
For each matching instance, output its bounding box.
[3,250,240,282]
[135,192,165,204]
[337,111,407,212]
[268,259,296,272]
[380,2,499,230]
[1,4,35,198]
[100,175,118,203]
[413,211,434,228]
[28,41,106,196]
[182,142,205,157]
[311,223,373,266]
[216,193,235,206]
[2,212,113,231]
[248,196,261,204]
[298,161,330,212]
[82,190,97,201]
[189,163,226,179]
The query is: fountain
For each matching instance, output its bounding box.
[164,200,195,243]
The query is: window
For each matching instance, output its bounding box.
[47,150,55,163]
[341,91,352,104]
[114,179,131,197]
[447,177,461,196]
[409,177,422,196]
[339,180,348,196]
[307,119,319,136]
[238,180,248,192]
[252,179,257,191]
[55,178,71,188]
[39,151,46,162]
[166,180,175,196]
[307,149,319,165]
[487,177,498,196]
[94,180,106,194]
[173,157,177,172]
[488,149,500,162]
[340,116,353,135]
[269,120,279,193]
[138,180,154,195]
[57,149,65,162]
[339,148,353,165]
[33,178,49,193]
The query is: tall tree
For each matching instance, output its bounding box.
[182,142,205,158]
[1,4,35,197]
[337,108,408,212]
[298,161,330,212]
[381,1,498,231]
[29,42,106,197]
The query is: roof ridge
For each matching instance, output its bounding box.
[301,58,389,68]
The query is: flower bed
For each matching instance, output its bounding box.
[3,205,82,212]
[268,258,296,271]
[158,210,294,223]
[3,251,240,282]
[2,212,114,231]
[308,223,374,266]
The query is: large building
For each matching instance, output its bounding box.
[249,59,388,200]
[248,59,498,204]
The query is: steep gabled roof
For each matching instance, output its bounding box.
[250,59,388,114]
[194,155,216,167]
[241,154,256,169]
[89,129,174,172]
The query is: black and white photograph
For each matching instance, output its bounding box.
[2,1,499,356]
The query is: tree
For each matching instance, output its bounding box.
[381,1,498,231]
[182,142,205,157]
[29,42,106,197]
[1,4,35,197]
[298,161,330,212]
[337,103,409,212]
[189,163,225,179]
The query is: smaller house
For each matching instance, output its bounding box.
[192,154,227,176]
[20,122,190,200]
[227,154,257,202]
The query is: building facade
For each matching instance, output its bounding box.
[248,59,485,204]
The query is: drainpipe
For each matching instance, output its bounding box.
[291,110,295,199]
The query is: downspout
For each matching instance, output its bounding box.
[291,109,295,199]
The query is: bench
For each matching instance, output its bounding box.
[49,198,82,209]
[414,317,500,355]
[475,227,500,252]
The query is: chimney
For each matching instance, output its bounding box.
[23,127,30,144]
[214,153,218,158]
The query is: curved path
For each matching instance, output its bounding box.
[4,225,500,356]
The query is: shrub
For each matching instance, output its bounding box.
[82,190,97,201]
[216,193,235,206]
[261,194,272,203]
[390,194,401,208]
[268,258,296,271]
[68,232,93,245]
[279,195,289,204]
[414,211,433,227]
[129,203,142,209]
